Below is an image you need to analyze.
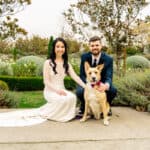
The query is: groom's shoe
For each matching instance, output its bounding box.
[75,110,84,119]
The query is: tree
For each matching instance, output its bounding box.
[132,21,150,46]
[0,0,31,40]
[47,36,54,59]
[64,0,150,75]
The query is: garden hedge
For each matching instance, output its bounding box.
[0,76,76,91]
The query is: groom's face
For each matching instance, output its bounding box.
[89,40,102,56]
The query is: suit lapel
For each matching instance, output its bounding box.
[98,52,104,64]
[87,52,93,66]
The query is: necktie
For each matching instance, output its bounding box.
[93,59,97,67]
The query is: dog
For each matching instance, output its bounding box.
[80,62,110,125]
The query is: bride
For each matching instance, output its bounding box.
[0,37,85,127]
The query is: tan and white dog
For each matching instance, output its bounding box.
[80,62,110,125]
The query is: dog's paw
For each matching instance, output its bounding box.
[80,118,86,122]
[103,120,109,126]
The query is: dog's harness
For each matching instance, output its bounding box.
[91,81,101,88]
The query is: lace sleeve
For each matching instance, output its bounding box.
[43,60,58,92]
[68,63,85,88]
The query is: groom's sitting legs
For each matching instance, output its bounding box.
[76,86,85,114]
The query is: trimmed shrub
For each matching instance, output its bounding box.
[64,76,76,90]
[126,55,150,70]
[0,76,44,91]
[14,55,45,76]
[0,91,18,108]
[0,80,9,91]
[0,61,13,76]
[0,76,77,91]
[12,61,37,77]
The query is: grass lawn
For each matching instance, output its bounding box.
[9,90,79,109]
[10,91,46,108]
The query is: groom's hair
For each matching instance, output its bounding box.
[89,36,101,43]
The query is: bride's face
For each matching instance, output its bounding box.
[55,41,65,57]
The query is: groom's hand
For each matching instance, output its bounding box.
[96,83,109,92]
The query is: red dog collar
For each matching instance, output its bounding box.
[91,81,101,88]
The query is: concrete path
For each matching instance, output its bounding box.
[0,107,149,150]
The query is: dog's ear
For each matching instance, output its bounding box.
[96,64,104,71]
[84,61,90,72]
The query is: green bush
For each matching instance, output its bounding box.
[126,46,141,55]
[12,61,37,77]
[148,104,150,112]
[64,76,77,90]
[126,55,150,70]
[113,70,150,112]
[0,61,13,76]
[0,76,77,91]
[0,80,9,91]
[0,76,44,91]
[15,55,45,76]
[69,53,81,75]
[66,39,81,53]
[0,91,18,108]
[15,36,49,55]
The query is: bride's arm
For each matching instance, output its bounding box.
[43,60,59,93]
[68,63,86,88]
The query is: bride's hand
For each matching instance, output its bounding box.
[56,90,67,96]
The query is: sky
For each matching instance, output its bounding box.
[15,0,77,38]
[15,0,150,39]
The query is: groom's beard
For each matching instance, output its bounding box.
[92,50,101,56]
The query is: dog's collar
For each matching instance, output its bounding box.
[91,81,101,88]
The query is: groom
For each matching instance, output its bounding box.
[76,36,117,116]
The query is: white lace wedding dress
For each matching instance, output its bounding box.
[0,60,85,127]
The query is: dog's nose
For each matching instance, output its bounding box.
[92,77,96,82]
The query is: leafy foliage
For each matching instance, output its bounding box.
[0,90,18,108]
[14,55,45,76]
[0,80,9,91]
[15,36,49,55]
[64,0,149,74]
[47,36,54,59]
[126,46,141,56]
[0,61,13,76]
[0,0,31,40]
[126,55,150,69]
[66,38,81,53]
[113,70,150,112]
[12,61,37,77]
[0,40,11,53]
[0,76,44,91]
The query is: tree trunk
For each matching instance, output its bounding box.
[123,48,127,76]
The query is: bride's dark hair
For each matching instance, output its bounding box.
[48,37,69,74]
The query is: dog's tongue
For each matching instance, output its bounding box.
[91,81,101,87]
